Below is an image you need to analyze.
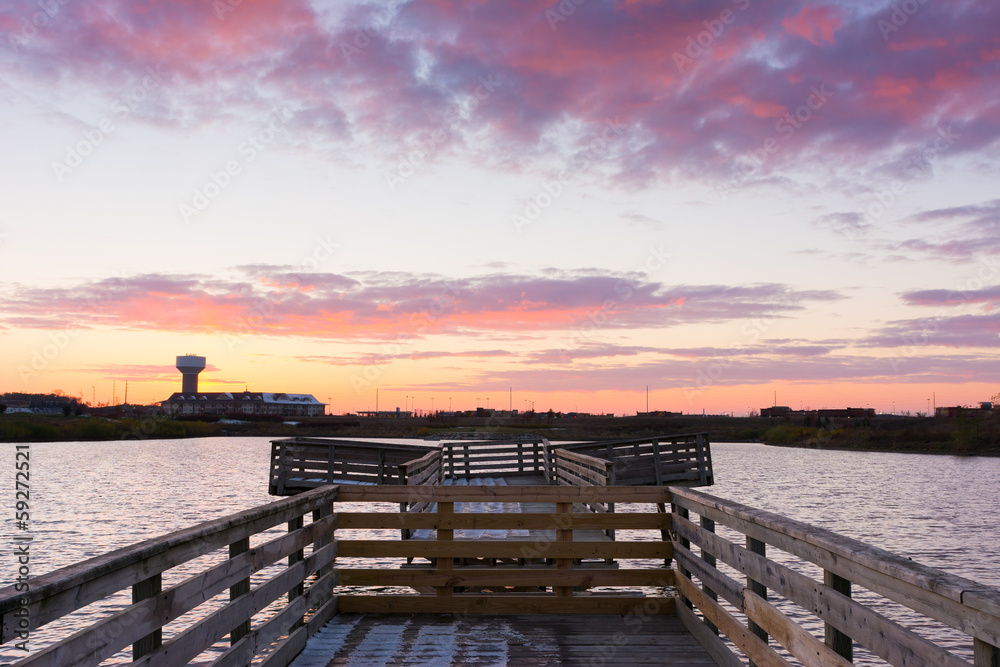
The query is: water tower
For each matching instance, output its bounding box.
[176,355,206,393]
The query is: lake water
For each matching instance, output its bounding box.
[1,438,997,664]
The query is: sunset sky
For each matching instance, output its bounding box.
[1,0,998,415]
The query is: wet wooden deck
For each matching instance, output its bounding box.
[291,613,717,667]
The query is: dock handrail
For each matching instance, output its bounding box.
[669,486,1000,667]
[441,438,548,481]
[269,437,434,494]
[553,448,617,541]
[557,433,713,487]
[2,483,999,665]
[0,485,340,666]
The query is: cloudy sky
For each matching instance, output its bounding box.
[1,0,998,415]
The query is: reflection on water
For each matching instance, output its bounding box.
[0,438,996,664]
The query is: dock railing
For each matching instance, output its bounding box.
[441,438,549,481]
[552,448,617,544]
[669,486,1000,667]
[269,438,433,494]
[2,484,999,666]
[558,433,713,487]
[0,485,340,667]
[331,484,675,611]
[268,433,713,495]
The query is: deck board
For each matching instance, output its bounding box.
[291,613,718,666]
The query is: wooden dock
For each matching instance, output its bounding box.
[269,434,714,495]
[2,436,999,666]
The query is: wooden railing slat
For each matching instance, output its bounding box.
[675,572,792,667]
[672,513,971,667]
[670,488,1000,647]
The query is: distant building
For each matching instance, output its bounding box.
[760,406,792,418]
[161,392,325,417]
[356,409,414,418]
[158,355,324,417]
[935,405,993,418]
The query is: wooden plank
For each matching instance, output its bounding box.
[556,458,609,486]
[747,535,769,666]
[673,515,971,667]
[335,485,671,503]
[673,543,743,609]
[824,570,853,662]
[211,567,337,667]
[337,594,675,615]
[695,434,708,485]
[743,589,853,667]
[651,439,664,486]
[338,539,670,560]
[437,501,454,597]
[18,515,338,667]
[0,486,339,643]
[975,639,1000,667]
[132,543,338,667]
[671,488,1000,647]
[675,598,744,667]
[675,571,791,667]
[131,574,162,660]
[338,567,675,588]
[258,593,338,667]
[337,511,670,530]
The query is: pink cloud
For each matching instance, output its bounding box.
[0,267,841,340]
[781,4,843,45]
[4,1,999,187]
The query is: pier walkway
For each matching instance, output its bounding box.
[1,435,999,666]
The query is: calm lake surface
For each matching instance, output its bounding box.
[1,438,997,664]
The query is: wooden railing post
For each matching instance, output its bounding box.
[327,444,336,484]
[288,516,305,630]
[674,504,693,609]
[747,537,768,667]
[517,442,524,473]
[229,537,251,648]
[700,516,719,635]
[437,501,454,596]
[131,574,162,659]
[276,441,287,495]
[695,434,708,485]
[314,504,333,577]
[975,639,1000,667]
[463,444,471,480]
[556,501,573,597]
[824,570,853,661]
[651,439,664,486]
